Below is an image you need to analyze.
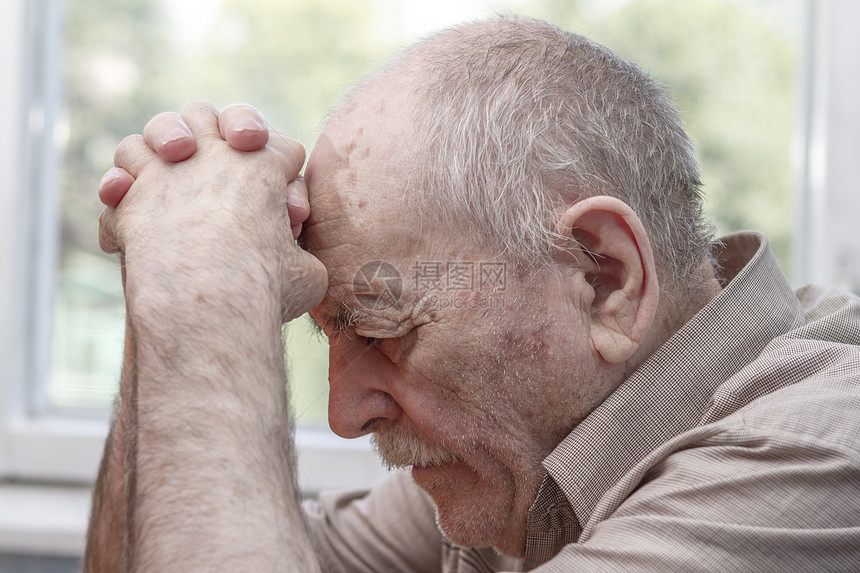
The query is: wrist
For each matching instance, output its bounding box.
[122,246,287,325]
[126,283,287,404]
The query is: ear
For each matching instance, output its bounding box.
[555,196,659,364]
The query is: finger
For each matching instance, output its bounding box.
[219,104,269,152]
[179,100,222,142]
[291,223,302,240]
[287,177,310,240]
[114,134,159,179]
[267,128,306,179]
[98,208,119,253]
[98,167,135,208]
[143,111,196,162]
[284,250,329,322]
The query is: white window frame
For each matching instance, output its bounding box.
[792,0,860,292]
[0,0,107,485]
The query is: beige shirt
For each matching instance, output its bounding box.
[304,232,860,572]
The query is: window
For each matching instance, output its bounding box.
[41,0,806,428]
[2,0,399,492]
[4,0,811,483]
[11,0,860,559]
[3,0,811,471]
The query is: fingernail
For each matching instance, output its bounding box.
[287,194,307,209]
[233,117,266,133]
[100,168,123,187]
[162,127,191,146]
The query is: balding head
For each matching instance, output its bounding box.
[325,17,715,296]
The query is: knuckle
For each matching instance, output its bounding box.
[114,134,146,166]
[270,131,306,166]
[287,177,308,193]
[287,137,305,159]
[98,207,116,232]
[181,100,219,117]
[180,100,223,141]
[98,209,118,253]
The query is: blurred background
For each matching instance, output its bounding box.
[1,0,858,570]
[49,0,808,422]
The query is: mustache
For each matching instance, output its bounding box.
[371,426,460,470]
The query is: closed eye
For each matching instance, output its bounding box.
[365,336,382,348]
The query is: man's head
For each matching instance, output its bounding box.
[349,17,713,292]
[303,17,717,557]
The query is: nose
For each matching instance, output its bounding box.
[327,340,402,438]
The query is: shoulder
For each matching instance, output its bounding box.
[563,375,860,572]
[645,346,860,521]
[703,282,860,423]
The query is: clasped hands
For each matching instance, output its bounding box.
[98,101,327,322]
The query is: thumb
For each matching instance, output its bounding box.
[283,250,328,323]
[98,208,119,254]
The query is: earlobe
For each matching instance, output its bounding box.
[555,196,659,365]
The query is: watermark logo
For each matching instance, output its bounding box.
[354,259,507,311]
[412,261,507,292]
[353,260,403,310]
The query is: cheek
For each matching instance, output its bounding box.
[419,324,550,415]
[501,321,551,361]
[409,319,588,454]
[396,337,524,454]
[394,307,583,451]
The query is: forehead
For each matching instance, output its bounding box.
[304,97,415,244]
[303,97,424,332]
[303,125,416,275]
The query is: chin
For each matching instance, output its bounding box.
[411,460,526,556]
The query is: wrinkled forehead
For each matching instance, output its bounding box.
[302,102,426,331]
[303,134,416,262]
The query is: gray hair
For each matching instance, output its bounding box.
[388,17,715,293]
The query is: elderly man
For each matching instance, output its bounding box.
[86,17,860,572]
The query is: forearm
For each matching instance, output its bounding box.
[91,102,326,571]
[127,286,319,572]
[84,314,136,573]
